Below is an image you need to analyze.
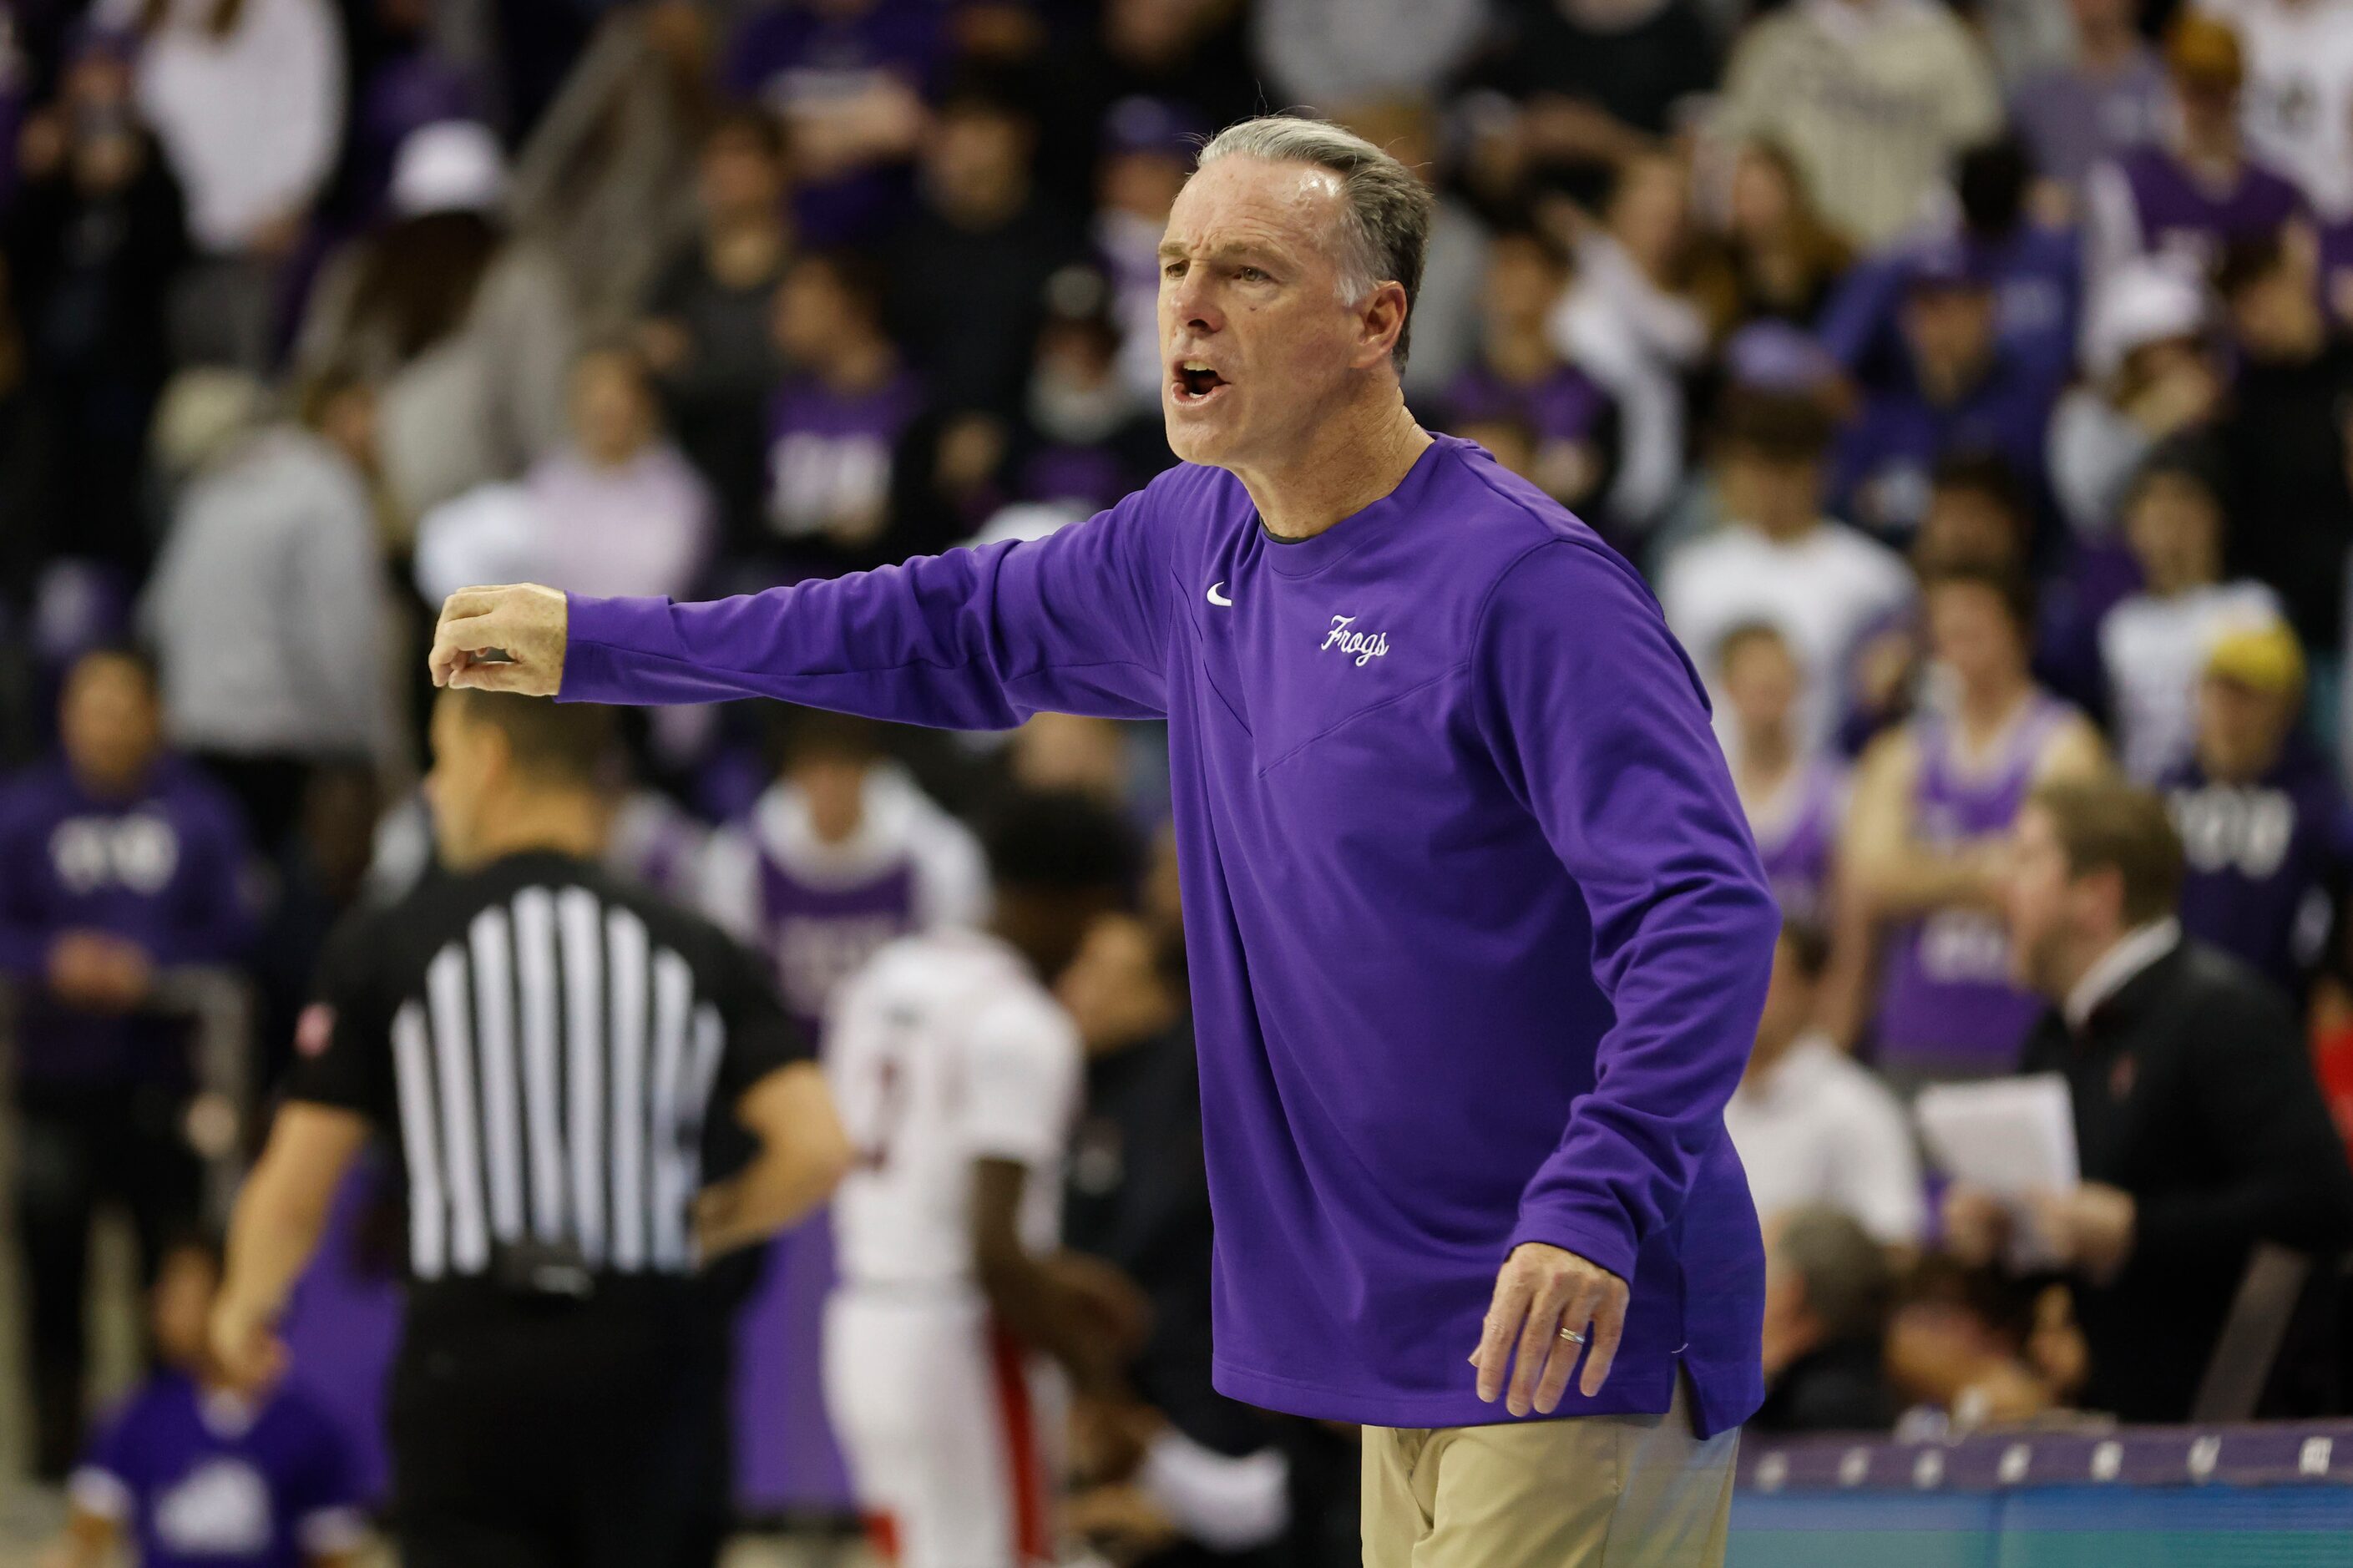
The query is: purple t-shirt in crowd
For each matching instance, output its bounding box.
[1832,352,2058,542]
[560,436,1779,1436]
[1819,225,2083,403]
[73,1370,362,1568]
[1875,693,2075,1077]
[2009,51,2168,190]
[723,0,944,245]
[1444,361,1616,447]
[763,372,925,544]
[2164,741,2353,995]
[1748,757,1844,928]
[2111,145,2306,274]
[0,757,253,1084]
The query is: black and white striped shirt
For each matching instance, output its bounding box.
[287,851,806,1287]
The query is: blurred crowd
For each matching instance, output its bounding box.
[8,0,2353,1557]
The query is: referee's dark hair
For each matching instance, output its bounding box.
[447,687,615,786]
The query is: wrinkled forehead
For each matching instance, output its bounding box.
[1165,156,1349,268]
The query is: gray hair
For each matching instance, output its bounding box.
[1194,115,1435,368]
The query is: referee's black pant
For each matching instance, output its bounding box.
[391,1280,732,1568]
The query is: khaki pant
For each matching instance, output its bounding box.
[1361,1378,1738,1567]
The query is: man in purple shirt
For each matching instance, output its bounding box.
[0,646,254,1478]
[430,116,1776,1563]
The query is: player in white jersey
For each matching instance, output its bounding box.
[822,792,1144,1568]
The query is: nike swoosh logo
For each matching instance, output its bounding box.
[1207,582,1233,607]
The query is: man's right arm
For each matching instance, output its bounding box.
[433,482,1178,727]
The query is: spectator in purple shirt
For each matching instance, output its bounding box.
[1443,226,1622,520]
[763,248,926,572]
[0,646,253,1477]
[2008,0,2167,195]
[2083,12,2307,298]
[53,1235,366,1568]
[2165,620,2353,998]
[430,115,1776,1563]
[1818,139,2082,405]
[722,0,943,245]
[1831,240,2062,544]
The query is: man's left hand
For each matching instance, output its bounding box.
[2030,1183,2136,1283]
[1471,1242,1628,1415]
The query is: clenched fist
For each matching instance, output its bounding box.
[429,584,569,695]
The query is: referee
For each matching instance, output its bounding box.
[210,689,851,1566]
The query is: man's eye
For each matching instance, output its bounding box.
[1162,260,1187,279]
[1237,266,1268,283]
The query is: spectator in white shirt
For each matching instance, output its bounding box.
[2047,258,2222,539]
[1660,389,1915,760]
[523,344,713,601]
[2198,0,2353,219]
[413,344,714,604]
[2098,442,2284,781]
[114,0,342,365]
[1724,920,1927,1248]
[1550,154,1713,529]
[139,368,389,847]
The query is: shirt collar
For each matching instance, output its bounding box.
[2062,918,2181,1032]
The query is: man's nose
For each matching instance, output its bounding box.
[1166,272,1222,336]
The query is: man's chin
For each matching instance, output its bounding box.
[1162,415,1234,468]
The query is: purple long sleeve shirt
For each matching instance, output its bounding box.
[0,757,255,1085]
[562,435,1778,1435]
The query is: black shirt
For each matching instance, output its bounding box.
[1750,1337,1899,1434]
[884,195,1086,419]
[2219,336,2353,649]
[287,851,807,1297]
[2018,939,2353,1422]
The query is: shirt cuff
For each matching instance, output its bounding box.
[1505,1201,1640,1287]
[559,591,665,704]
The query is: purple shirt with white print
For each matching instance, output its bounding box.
[557,437,1778,1435]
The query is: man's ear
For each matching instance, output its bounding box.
[1355,280,1409,370]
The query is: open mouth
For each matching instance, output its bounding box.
[1172,362,1229,404]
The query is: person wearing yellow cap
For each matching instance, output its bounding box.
[2081,10,2307,300]
[2162,617,2351,995]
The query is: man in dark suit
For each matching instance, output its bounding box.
[1946,777,2353,1422]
